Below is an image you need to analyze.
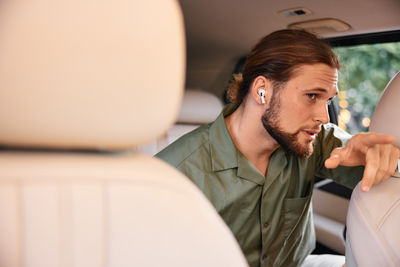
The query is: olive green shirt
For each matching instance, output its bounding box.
[156,104,363,267]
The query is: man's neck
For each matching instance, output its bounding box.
[225,103,280,176]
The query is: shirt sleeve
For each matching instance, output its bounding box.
[315,123,364,189]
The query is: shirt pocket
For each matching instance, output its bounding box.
[281,192,312,239]
[275,193,315,267]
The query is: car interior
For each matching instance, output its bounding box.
[144,0,400,258]
[175,0,400,258]
[0,0,399,265]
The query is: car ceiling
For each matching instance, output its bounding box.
[178,0,400,97]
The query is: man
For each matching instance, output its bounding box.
[156,30,399,267]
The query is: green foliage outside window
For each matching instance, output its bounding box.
[333,42,400,134]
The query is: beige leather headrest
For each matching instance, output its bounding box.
[370,72,400,148]
[177,90,223,124]
[0,0,185,150]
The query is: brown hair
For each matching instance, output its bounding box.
[227,29,340,103]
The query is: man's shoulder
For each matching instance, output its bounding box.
[319,123,352,146]
[156,123,211,167]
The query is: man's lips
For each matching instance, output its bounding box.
[301,129,320,141]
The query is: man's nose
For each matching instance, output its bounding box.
[314,103,330,124]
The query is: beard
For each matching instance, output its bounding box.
[261,94,314,158]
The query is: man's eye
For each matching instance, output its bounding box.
[306,93,316,100]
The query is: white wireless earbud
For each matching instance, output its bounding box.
[258,89,266,104]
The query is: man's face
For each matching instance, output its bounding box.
[262,64,338,158]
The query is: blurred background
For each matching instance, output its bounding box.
[333,42,400,134]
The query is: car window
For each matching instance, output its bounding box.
[333,42,400,134]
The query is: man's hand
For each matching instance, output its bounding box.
[324,133,399,192]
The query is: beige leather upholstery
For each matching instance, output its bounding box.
[346,176,400,267]
[346,72,400,267]
[138,89,223,155]
[0,0,248,266]
[370,72,400,147]
[0,0,184,150]
[177,89,224,124]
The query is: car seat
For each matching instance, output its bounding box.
[138,89,223,155]
[345,72,400,267]
[0,0,248,266]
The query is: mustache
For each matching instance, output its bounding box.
[300,125,321,131]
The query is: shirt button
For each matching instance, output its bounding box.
[264,222,269,228]
[262,254,268,260]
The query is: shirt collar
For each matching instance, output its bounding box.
[209,103,286,185]
[209,103,238,171]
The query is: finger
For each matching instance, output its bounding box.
[357,133,395,148]
[388,147,400,175]
[324,148,344,169]
[361,147,379,192]
[376,144,391,183]
[373,145,399,185]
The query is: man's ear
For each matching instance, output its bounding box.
[250,76,272,105]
